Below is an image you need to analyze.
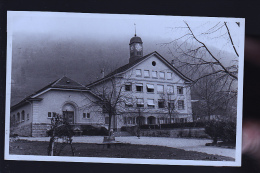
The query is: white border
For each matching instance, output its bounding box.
[5,11,245,167]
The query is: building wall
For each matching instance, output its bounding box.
[33,90,104,125]
[91,55,193,130]
[10,103,33,136]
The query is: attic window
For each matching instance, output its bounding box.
[152,61,156,66]
[66,80,70,83]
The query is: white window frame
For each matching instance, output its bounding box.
[159,72,165,79]
[152,71,157,78]
[136,69,142,77]
[167,72,172,80]
[146,84,154,93]
[157,84,164,93]
[144,70,150,78]
[167,85,174,94]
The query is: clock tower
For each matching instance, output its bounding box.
[129,34,143,63]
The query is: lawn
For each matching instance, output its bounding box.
[9,140,234,161]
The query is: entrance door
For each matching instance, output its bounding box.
[63,111,74,124]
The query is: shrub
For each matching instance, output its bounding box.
[204,120,236,144]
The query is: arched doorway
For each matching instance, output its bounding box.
[62,103,75,124]
[136,116,145,126]
[147,116,156,125]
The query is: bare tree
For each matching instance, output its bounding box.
[162,21,239,91]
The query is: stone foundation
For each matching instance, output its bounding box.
[32,123,52,137]
[11,123,32,137]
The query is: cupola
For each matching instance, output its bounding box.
[129,34,143,63]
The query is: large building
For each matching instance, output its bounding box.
[10,34,193,136]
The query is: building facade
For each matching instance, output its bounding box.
[87,35,193,130]
[10,35,193,136]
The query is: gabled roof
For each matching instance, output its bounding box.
[11,76,94,111]
[87,51,193,87]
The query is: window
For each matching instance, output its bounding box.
[152,71,157,78]
[125,82,132,91]
[144,70,150,77]
[136,83,143,92]
[105,117,109,124]
[159,72,165,79]
[158,99,165,108]
[83,113,86,118]
[27,113,29,120]
[177,86,183,94]
[136,69,142,77]
[167,72,172,80]
[21,110,25,122]
[146,84,154,93]
[168,100,175,109]
[48,112,56,118]
[17,113,20,123]
[152,61,156,66]
[125,98,133,107]
[137,98,144,107]
[167,85,174,94]
[147,99,155,108]
[123,117,127,124]
[157,85,164,93]
[87,113,90,118]
[178,100,185,110]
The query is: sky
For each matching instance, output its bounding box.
[7,11,244,105]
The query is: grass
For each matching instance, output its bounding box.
[9,140,234,161]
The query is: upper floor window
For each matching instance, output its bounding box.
[157,85,164,93]
[178,100,185,110]
[158,99,165,108]
[168,100,175,109]
[167,72,172,80]
[137,98,144,107]
[144,70,150,78]
[136,69,142,77]
[125,98,133,107]
[177,86,184,94]
[147,99,155,108]
[152,71,157,78]
[159,72,165,79]
[125,82,132,91]
[146,84,154,93]
[136,83,143,92]
[167,85,174,94]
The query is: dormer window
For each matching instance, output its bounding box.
[136,69,142,77]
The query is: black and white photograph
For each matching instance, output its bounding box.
[5,11,244,166]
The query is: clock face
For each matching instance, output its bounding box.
[135,43,142,51]
[130,45,134,52]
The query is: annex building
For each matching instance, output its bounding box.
[10,34,193,137]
